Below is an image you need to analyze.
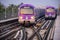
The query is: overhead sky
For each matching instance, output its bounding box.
[0,0,60,8]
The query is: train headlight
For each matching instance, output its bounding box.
[31,16,35,19]
[20,16,22,19]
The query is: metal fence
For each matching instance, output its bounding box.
[0,8,18,20]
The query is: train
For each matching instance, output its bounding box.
[18,4,45,26]
[18,4,35,26]
[35,8,45,20]
[45,6,57,20]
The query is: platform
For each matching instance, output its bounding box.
[0,17,18,23]
[54,16,60,40]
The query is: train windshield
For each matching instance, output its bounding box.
[20,8,33,14]
[46,8,54,12]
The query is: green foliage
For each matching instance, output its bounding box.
[0,2,5,13]
[6,4,18,13]
[0,2,23,14]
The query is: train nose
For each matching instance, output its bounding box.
[26,16,28,19]
[49,14,52,16]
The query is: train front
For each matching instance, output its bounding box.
[45,6,56,20]
[18,4,35,26]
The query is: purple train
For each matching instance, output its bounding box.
[45,6,57,20]
[18,4,35,25]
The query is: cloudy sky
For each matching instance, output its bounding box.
[0,0,60,8]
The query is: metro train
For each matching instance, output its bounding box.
[45,6,57,20]
[18,4,35,26]
[18,4,45,26]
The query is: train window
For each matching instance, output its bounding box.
[46,8,54,12]
[20,8,33,14]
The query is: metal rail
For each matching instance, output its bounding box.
[0,17,55,40]
[0,22,20,36]
[0,27,21,39]
[28,20,55,40]
[28,20,47,40]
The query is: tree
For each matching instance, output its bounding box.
[7,4,18,13]
[0,2,5,13]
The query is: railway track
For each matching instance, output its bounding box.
[0,21,27,40]
[28,19,46,40]
[0,17,55,40]
[26,19,55,40]
[0,21,21,40]
[0,21,18,32]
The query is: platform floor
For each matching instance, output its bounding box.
[54,16,60,40]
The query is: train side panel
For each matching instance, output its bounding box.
[35,8,45,20]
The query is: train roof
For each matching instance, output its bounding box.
[46,6,55,9]
[19,4,34,8]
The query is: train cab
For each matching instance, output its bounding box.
[45,6,57,20]
[18,4,35,26]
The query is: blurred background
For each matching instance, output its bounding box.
[0,0,60,20]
